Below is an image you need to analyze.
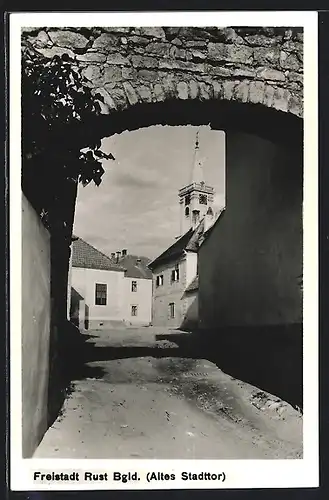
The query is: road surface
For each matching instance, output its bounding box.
[34,327,302,459]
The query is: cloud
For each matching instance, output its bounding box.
[113,168,161,189]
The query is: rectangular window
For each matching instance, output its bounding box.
[171,267,180,283]
[131,305,138,317]
[169,302,175,319]
[156,275,164,287]
[131,280,137,292]
[95,283,107,306]
[199,194,207,205]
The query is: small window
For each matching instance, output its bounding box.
[192,210,200,224]
[199,194,207,205]
[156,275,164,287]
[95,283,107,306]
[131,305,138,317]
[131,280,137,292]
[171,267,179,283]
[185,195,191,205]
[185,206,190,217]
[169,302,175,319]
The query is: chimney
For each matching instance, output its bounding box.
[116,251,121,263]
[122,249,127,256]
[111,252,115,260]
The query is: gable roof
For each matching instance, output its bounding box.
[117,254,152,279]
[71,237,125,272]
[185,275,199,293]
[148,220,205,270]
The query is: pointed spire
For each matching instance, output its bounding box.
[190,129,204,184]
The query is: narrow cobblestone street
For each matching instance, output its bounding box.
[34,327,303,459]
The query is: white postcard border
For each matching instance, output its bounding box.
[10,10,319,490]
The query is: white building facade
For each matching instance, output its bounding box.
[70,238,152,330]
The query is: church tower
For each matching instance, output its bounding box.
[179,130,215,236]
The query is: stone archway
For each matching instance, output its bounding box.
[21,26,304,432]
[22,26,303,121]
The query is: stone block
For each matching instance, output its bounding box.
[253,47,281,66]
[212,81,223,99]
[186,40,207,48]
[263,84,275,108]
[282,40,303,54]
[138,69,160,82]
[137,85,153,102]
[208,42,253,64]
[177,81,189,100]
[207,65,232,78]
[103,66,123,83]
[92,33,119,51]
[216,28,245,44]
[280,52,301,71]
[128,35,151,45]
[153,83,166,101]
[123,82,139,105]
[106,53,130,65]
[48,30,89,49]
[145,42,170,57]
[33,30,52,49]
[234,81,250,102]
[76,52,107,63]
[122,67,138,80]
[189,80,199,99]
[272,87,290,112]
[248,80,265,104]
[207,42,227,61]
[190,49,207,60]
[139,27,166,39]
[222,81,236,100]
[287,71,303,84]
[108,86,128,109]
[244,34,279,47]
[256,67,286,82]
[169,45,187,59]
[131,55,159,69]
[288,93,303,117]
[159,59,204,73]
[81,65,101,82]
[232,67,256,78]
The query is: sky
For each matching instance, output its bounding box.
[73,125,226,260]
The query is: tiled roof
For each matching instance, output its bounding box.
[72,237,125,272]
[148,220,205,270]
[117,255,152,280]
[185,275,199,292]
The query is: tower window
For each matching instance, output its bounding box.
[169,302,175,319]
[192,210,200,224]
[185,195,191,205]
[199,194,207,205]
[131,280,137,292]
[131,305,138,316]
[95,283,107,306]
[185,206,190,217]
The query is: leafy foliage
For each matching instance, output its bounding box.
[22,44,114,230]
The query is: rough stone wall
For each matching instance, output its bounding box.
[22,27,303,117]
